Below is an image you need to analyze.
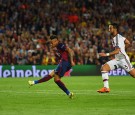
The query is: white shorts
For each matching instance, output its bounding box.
[106,58,133,72]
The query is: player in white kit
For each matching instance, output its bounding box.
[97,23,135,93]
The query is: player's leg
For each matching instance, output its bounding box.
[129,68,135,78]
[28,70,54,86]
[97,64,111,93]
[97,59,118,93]
[119,58,135,78]
[54,75,70,95]
[54,61,73,98]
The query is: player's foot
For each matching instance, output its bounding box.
[68,92,74,99]
[28,80,35,86]
[97,87,110,93]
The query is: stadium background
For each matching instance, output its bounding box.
[0,0,135,66]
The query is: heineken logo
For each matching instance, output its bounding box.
[0,66,52,78]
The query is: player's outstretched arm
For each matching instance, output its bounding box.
[99,48,120,57]
[125,39,131,49]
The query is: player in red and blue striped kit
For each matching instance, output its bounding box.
[28,35,75,98]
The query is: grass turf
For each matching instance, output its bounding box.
[0,76,135,115]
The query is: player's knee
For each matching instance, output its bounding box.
[129,69,135,78]
[131,74,135,78]
[54,77,58,83]
[54,75,60,83]
[100,64,110,72]
[101,65,106,72]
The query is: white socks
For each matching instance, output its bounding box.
[101,71,109,88]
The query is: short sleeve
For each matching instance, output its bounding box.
[122,36,126,41]
[57,43,66,51]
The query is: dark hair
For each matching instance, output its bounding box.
[50,35,58,40]
[109,23,119,30]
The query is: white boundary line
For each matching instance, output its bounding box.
[0,89,133,96]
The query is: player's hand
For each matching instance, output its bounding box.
[71,61,75,66]
[98,53,107,57]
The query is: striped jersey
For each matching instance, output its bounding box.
[111,34,129,60]
[56,43,69,61]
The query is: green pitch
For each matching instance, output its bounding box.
[0,76,135,115]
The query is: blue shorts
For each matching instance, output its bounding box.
[55,60,72,77]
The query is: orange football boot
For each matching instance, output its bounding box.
[97,87,110,93]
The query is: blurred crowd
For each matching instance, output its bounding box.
[0,0,135,65]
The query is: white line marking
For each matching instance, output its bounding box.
[0,89,134,96]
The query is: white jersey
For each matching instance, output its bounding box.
[112,34,129,60]
[107,34,133,72]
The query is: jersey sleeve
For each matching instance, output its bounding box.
[122,36,126,41]
[115,35,125,49]
[114,35,120,49]
[58,43,66,51]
